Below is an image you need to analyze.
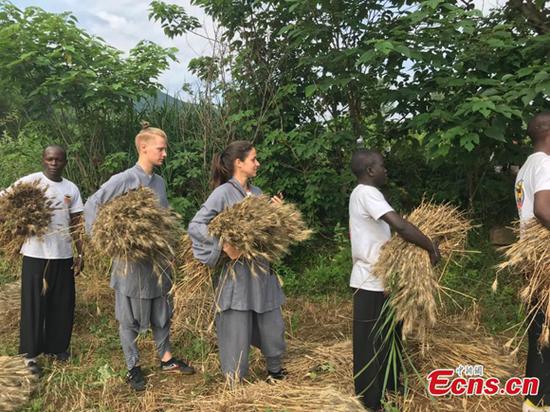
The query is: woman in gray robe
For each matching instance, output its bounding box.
[188,140,286,382]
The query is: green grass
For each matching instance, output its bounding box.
[441,229,523,333]
[0,257,18,285]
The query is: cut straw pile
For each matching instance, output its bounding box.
[0,280,20,316]
[77,238,113,315]
[375,200,473,341]
[396,319,520,412]
[171,233,215,340]
[409,319,517,380]
[283,320,518,411]
[284,340,352,392]
[184,381,364,412]
[498,219,550,346]
[0,356,37,411]
[91,187,181,277]
[208,195,312,262]
[0,180,56,259]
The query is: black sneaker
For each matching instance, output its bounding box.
[266,368,288,382]
[160,358,195,375]
[126,366,146,391]
[53,351,70,362]
[26,360,42,376]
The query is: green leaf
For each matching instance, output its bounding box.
[517,67,534,78]
[374,40,394,56]
[357,50,376,65]
[533,70,548,83]
[305,84,317,97]
[460,133,479,151]
[425,0,444,9]
[484,126,506,142]
[277,24,294,35]
[522,90,537,106]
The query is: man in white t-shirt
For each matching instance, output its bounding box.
[349,149,440,411]
[515,113,550,412]
[2,145,84,375]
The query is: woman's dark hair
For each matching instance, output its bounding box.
[211,140,254,189]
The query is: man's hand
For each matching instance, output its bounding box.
[72,254,84,276]
[223,243,242,260]
[428,242,441,266]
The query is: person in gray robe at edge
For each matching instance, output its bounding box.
[188,140,287,382]
[84,123,195,392]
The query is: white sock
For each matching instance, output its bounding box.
[23,357,37,366]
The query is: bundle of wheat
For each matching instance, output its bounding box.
[0,356,37,411]
[498,219,550,346]
[0,180,56,259]
[374,201,473,340]
[90,187,181,278]
[208,195,312,263]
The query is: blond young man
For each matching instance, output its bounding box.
[84,124,195,391]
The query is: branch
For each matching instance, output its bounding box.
[508,0,550,35]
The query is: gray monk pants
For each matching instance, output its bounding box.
[215,307,286,380]
[115,291,172,370]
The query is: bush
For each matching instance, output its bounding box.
[441,229,523,333]
[279,224,352,297]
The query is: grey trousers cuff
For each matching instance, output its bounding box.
[266,355,282,372]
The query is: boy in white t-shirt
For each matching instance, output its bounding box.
[349,149,440,411]
[515,113,550,412]
[1,145,83,376]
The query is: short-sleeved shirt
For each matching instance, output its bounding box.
[349,184,394,291]
[12,172,83,259]
[515,152,550,224]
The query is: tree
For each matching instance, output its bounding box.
[0,2,177,193]
[150,0,549,223]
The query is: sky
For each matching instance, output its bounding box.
[12,0,503,96]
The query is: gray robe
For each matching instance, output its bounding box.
[83,164,172,299]
[187,178,285,313]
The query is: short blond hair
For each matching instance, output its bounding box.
[135,121,167,152]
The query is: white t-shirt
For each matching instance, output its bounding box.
[10,172,84,259]
[349,184,394,291]
[515,152,550,223]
